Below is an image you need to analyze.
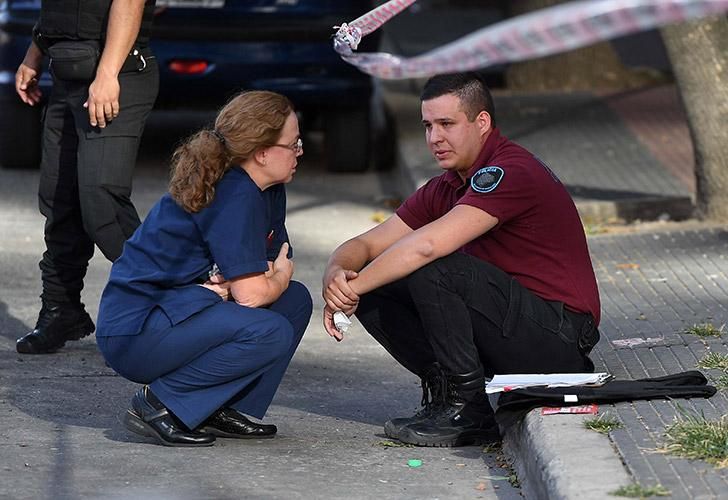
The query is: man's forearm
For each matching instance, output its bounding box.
[325,238,372,276]
[97,0,146,77]
[348,232,437,297]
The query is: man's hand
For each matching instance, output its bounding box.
[323,306,356,342]
[84,72,120,128]
[15,43,44,106]
[322,266,359,314]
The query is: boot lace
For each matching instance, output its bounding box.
[415,371,447,417]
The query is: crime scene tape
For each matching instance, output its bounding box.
[333,0,728,79]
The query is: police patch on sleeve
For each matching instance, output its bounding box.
[470,166,504,193]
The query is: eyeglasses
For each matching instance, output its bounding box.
[270,137,303,155]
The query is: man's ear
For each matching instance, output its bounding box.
[476,110,492,134]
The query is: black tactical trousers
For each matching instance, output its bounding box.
[38,57,158,306]
[355,252,599,378]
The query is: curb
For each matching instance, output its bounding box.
[574,196,694,224]
[502,410,633,500]
[384,87,695,224]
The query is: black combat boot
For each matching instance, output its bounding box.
[398,368,500,447]
[384,362,446,439]
[16,303,96,354]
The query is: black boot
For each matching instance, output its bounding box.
[16,303,96,354]
[123,386,216,447]
[398,368,500,447]
[199,408,277,439]
[384,362,446,439]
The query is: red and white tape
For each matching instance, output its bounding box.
[334,0,728,79]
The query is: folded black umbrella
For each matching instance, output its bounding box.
[494,370,717,430]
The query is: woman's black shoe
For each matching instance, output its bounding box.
[123,387,215,447]
[199,408,277,439]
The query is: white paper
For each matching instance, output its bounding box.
[333,311,352,334]
[485,373,611,394]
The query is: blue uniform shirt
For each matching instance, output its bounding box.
[97,167,291,337]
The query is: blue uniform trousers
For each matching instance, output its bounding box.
[98,281,312,429]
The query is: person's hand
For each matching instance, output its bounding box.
[200,272,231,300]
[323,305,354,342]
[208,272,226,284]
[15,44,44,106]
[322,266,359,314]
[273,242,294,281]
[84,72,120,128]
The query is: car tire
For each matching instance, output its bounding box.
[324,106,371,173]
[0,97,42,169]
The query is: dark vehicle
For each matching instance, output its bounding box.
[0,0,393,172]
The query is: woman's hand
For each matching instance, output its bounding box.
[200,272,231,300]
[273,242,294,282]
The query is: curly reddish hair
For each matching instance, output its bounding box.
[169,90,293,212]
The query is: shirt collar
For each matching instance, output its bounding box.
[467,127,501,179]
[231,164,263,192]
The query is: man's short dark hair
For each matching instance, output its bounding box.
[420,72,496,128]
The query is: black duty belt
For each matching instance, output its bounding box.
[120,46,154,73]
[37,32,152,75]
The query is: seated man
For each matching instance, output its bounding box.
[322,72,601,447]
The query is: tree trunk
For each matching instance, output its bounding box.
[505,0,661,91]
[661,16,728,222]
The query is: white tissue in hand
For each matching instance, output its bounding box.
[333,311,352,333]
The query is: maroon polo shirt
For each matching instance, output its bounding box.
[396,128,601,325]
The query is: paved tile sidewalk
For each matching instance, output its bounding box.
[590,225,728,499]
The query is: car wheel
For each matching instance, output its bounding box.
[324,106,371,173]
[0,97,42,169]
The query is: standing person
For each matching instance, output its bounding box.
[322,73,601,447]
[96,90,312,447]
[15,0,159,354]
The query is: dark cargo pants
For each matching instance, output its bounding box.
[38,57,158,305]
[355,252,599,378]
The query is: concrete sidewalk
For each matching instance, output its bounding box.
[385,81,728,498]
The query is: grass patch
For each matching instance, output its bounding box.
[374,440,414,448]
[581,216,626,235]
[661,414,728,468]
[697,352,728,390]
[717,373,728,390]
[482,442,502,454]
[697,352,728,370]
[584,222,610,235]
[610,483,670,498]
[584,413,623,434]
[684,323,724,338]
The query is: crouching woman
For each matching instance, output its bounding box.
[96,90,312,447]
